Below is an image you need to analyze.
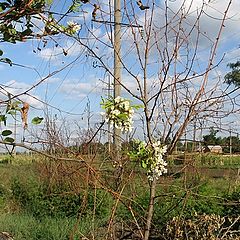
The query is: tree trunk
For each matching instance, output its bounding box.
[144,178,157,240]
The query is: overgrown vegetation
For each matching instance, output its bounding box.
[0,154,239,239]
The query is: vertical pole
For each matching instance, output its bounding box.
[108,74,111,153]
[13,109,17,157]
[192,118,196,152]
[230,128,232,155]
[113,0,121,160]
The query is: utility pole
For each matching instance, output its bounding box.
[113,0,122,160]
[230,128,232,155]
[108,74,111,153]
[192,118,196,152]
[13,110,17,156]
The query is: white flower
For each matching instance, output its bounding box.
[67,21,81,33]
[115,96,122,103]
[112,109,120,116]
[128,126,133,132]
[147,142,168,181]
[160,145,168,154]
[109,120,114,126]
[129,109,134,114]
[123,101,130,110]
[148,175,154,181]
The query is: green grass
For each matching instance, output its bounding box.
[0,153,239,239]
[168,153,240,168]
[0,214,71,240]
[195,154,240,167]
[0,159,113,239]
[0,213,109,240]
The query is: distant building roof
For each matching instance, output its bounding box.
[206,145,222,153]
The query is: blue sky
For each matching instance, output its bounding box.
[1,0,240,147]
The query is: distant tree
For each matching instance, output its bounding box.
[221,136,240,153]
[203,127,221,145]
[224,61,240,87]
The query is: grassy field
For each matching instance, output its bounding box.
[0,153,239,239]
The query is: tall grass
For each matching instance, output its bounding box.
[0,153,239,239]
[0,213,109,240]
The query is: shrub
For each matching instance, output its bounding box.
[11,178,82,218]
[223,186,240,217]
[11,177,113,220]
[162,214,224,240]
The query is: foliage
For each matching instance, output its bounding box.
[185,184,225,216]
[0,0,48,43]
[11,177,82,218]
[115,177,239,236]
[128,140,167,181]
[1,129,14,143]
[223,186,240,217]
[0,0,82,44]
[0,115,7,126]
[31,117,44,125]
[11,177,113,219]
[0,157,239,239]
[203,127,221,145]
[0,100,43,143]
[221,136,240,153]
[224,61,240,87]
[202,127,240,153]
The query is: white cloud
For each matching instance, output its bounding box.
[168,0,240,45]
[59,77,102,99]
[37,40,84,62]
[1,80,43,108]
[38,47,63,62]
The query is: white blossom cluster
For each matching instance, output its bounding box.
[148,141,168,181]
[67,21,81,34]
[102,96,134,132]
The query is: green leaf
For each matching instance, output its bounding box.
[21,28,33,36]
[7,110,17,115]
[141,161,147,169]
[2,130,12,136]
[46,0,53,5]
[32,117,44,125]
[0,115,7,126]
[0,2,10,11]
[0,57,12,66]
[132,104,144,110]
[4,137,15,143]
